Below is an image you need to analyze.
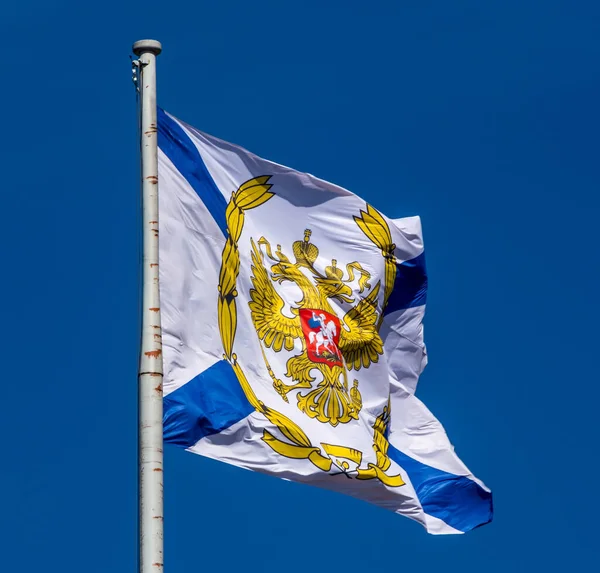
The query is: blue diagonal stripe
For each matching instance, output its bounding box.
[163,360,254,448]
[157,108,228,236]
[388,443,493,532]
[384,252,428,316]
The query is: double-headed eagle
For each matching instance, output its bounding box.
[249,229,384,426]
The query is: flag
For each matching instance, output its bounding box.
[157,108,493,534]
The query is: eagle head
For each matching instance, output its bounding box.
[314,275,354,304]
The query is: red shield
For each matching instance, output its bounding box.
[299,308,343,368]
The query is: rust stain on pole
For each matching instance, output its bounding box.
[144,349,162,359]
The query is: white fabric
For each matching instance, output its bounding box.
[159,149,225,396]
[158,112,490,534]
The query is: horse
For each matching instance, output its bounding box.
[308,318,338,357]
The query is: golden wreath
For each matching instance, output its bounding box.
[217,176,404,487]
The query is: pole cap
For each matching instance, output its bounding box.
[132,39,162,56]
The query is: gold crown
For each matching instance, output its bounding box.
[292,228,318,265]
[325,259,343,280]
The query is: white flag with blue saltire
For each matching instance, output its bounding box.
[157,109,492,534]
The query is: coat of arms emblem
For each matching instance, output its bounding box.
[248,229,383,426]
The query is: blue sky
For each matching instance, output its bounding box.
[2,1,599,571]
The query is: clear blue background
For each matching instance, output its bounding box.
[2,1,599,571]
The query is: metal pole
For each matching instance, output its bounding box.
[133,38,163,573]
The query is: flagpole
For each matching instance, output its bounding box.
[133,39,164,573]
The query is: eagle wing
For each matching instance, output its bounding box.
[249,239,303,352]
[338,281,383,370]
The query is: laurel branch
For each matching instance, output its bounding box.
[354,204,397,326]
